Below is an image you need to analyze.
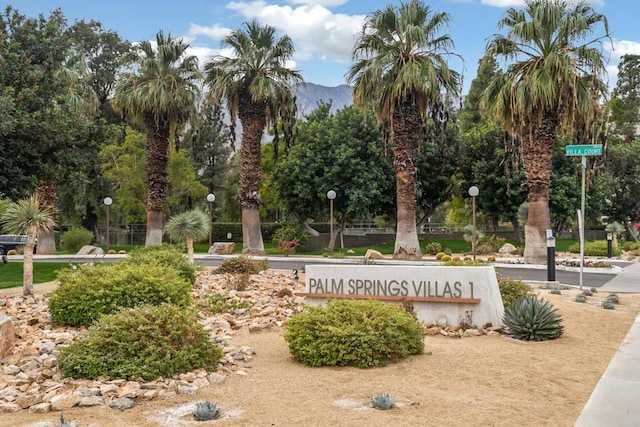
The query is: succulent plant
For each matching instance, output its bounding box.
[194,401,221,421]
[607,294,619,304]
[590,287,598,294]
[371,393,395,410]
[502,296,564,341]
[582,289,593,296]
[602,300,615,310]
[549,289,561,295]
[575,294,587,303]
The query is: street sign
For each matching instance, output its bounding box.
[565,144,603,156]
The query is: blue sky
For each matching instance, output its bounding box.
[6,0,640,95]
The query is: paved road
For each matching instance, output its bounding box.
[12,254,623,289]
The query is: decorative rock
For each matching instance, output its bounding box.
[50,393,82,411]
[498,243,517,255]
[78,396,104,407]
[209,242,235,255]
[117,382,141,398]
[15,394,42,408]
[0,314,15,358]
[0,402,21,413]
[364,249,384,260]
[76,245,104,255]
[28,402,51,413]
[177,384,197,395]
[463,329,482,337]
[109,397,135,410]
[208,373,226,383]
[435,314,448,328]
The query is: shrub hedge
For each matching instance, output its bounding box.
[58,303,221,380]
[121,244,197,285]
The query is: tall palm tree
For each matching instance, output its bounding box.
[482,0,609,263]
[113,31,200,245]
[346,0,461,260]
[204,20,302,255]
[166,209,210,264]
[0,196,56,296]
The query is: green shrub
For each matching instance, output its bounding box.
[424,241,442,255]
[58,304,222,381]
[498,277,533,309]
[62,227,94,253]
[7,249,17,256]
[283,299,424,368]
[502,296,564,341]
[623,241,640,251]
[272,223,307,245]
[216,256,268,274]
[435,252,446,260]
[567,240,621,257]
[121,244,197,285]
[485,235,506,252]
[48,263,192,326]
[441,255,452,262]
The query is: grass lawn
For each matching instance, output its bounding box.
[0,262,72,289]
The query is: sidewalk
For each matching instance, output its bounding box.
[575,260,640,426]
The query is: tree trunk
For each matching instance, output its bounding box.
[238,86,267,255]
[186,237,194,264]
[144,113,170,246]
[391,99,422,260]
[23,226,37,296]
[522,112,557,264]
[35,182,57,254]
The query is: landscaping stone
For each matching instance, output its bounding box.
[208,242,235,255]
[0,314,14,358]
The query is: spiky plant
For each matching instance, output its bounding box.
[194,401,220,421]
[371,393,395,410]
[575,294,587,303]
[502,296,564,342]
[165,209,210,264]
[607,294,619,304]
[549,289,561,295]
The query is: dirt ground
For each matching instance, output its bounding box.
[3,280,639,427]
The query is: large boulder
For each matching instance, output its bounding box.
[498,243,517,255]
[209,242,235,255]
[0,313,15,358]
[76,245,104,256]
[364,249,385,260]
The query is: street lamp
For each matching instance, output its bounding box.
[327,190,336,252]
[103,197,113,252]
[207,193,216,246]
[468,186,479,260]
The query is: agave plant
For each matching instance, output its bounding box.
[549,289,561,295]
[371,392,395,410]
[502,296,564,342]
[607,294,619,304]
[602,300,615,310]
[194,401,221,421]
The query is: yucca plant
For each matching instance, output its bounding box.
[194,401,220,421]
[371,393,395,410]
[502,296,564,342]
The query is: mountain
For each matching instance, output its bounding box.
[294,82,353,116]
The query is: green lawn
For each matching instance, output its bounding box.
[0,262,72,289]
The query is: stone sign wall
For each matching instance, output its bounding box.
[300,265,505,327]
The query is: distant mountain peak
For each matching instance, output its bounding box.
[294,82,353,116]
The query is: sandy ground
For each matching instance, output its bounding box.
[3,281,639,427]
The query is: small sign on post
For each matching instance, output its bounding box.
[565,144,603,156]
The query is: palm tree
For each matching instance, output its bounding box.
[204,20,302,255]
[482,0,609,263]
[166,209,210,264]
[113,31,200,245]
[346,0,461,260]
[0,196,56,296]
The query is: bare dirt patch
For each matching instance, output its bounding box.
[3,279,639,427]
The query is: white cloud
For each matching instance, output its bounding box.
[608,39,640,60]
[288,0,347,5]
[225,0,366,63]
[188,23,233,40]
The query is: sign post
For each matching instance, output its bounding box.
[566,145,603,289]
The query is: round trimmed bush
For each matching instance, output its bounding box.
[121,244,196,285]
[498,277,532,308]
[62,227,94,253]
[283,299,424,368]
[216,256,268,274]
[48,263,192,326]
[58,303,222,380]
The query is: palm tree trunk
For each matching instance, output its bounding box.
[238,90,267,255]
[23,226,37,296]
[144,113,170,246]
[391,100,422,260]
[522,113,557,264]
[35,182,57,254]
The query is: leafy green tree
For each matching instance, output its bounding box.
[347,0,461,260]
[272,104,394,227]
[166,209,210,263]
[182,99,233,199]
[0,195,56,295]
[598,140,640,221]
[610,54,640,143]
[113,31,200,245]
[482,0,610,263]
[204,20,303,255]
[458,55,500,133]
